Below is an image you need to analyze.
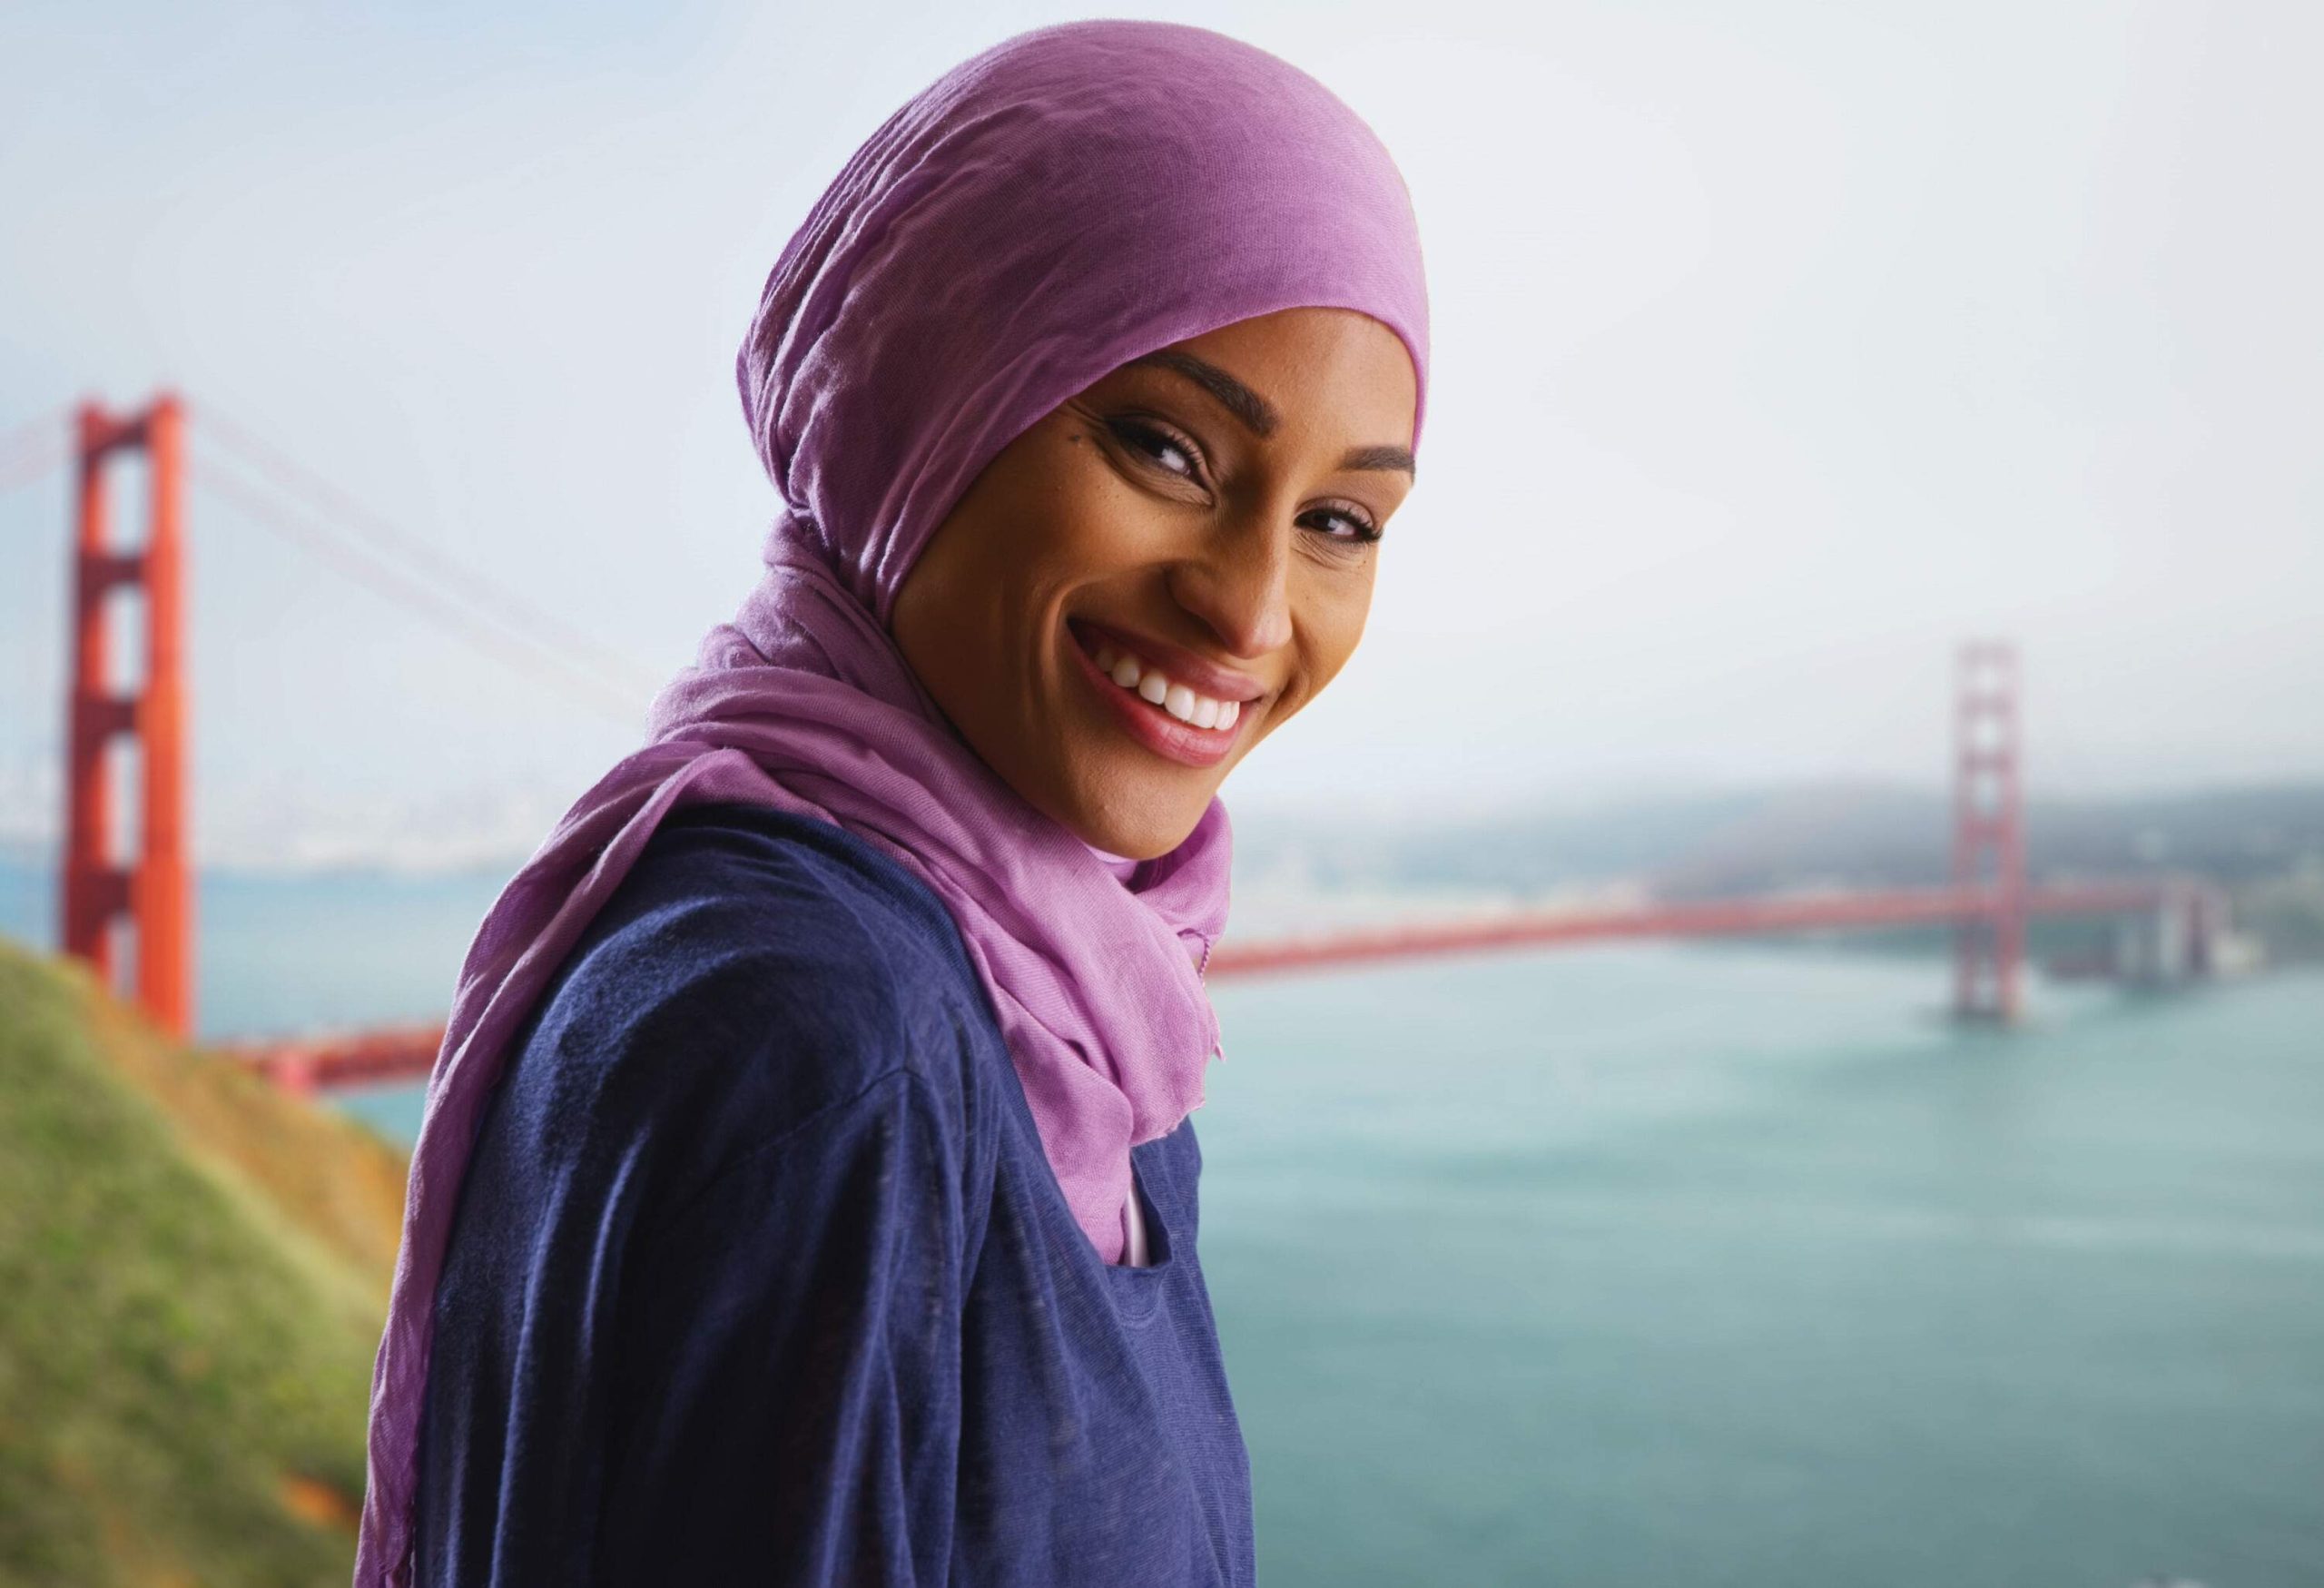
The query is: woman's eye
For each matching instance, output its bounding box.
[1109,419,1203,482]
[1304,505,1381,544]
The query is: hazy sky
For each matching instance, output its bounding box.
[3,0,2318,868]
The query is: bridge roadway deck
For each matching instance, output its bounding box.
[224,880,2175,1095]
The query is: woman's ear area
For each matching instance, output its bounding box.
[885,388,1078,642]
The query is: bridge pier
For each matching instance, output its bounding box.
[2114,881,2233,989]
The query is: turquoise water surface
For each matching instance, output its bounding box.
[1192,949,2323,1587]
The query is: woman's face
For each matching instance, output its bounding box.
[891,306,1418,860]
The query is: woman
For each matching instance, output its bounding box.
[358,19,1428,1586]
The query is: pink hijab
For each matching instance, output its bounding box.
[356,20,1428,1583]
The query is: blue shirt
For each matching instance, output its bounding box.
[414,801,1255,1586]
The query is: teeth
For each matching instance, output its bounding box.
[1080,630,1244,732]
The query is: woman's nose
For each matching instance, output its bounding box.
[1167,518,1293,659]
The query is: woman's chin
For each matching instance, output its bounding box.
[1054,778,1218,863]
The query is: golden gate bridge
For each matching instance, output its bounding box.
[8,393,2229,1099]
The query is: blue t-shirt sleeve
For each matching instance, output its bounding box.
[598,1068,966,1583]
[417,813,985,1587]
[420,1065,968,1587]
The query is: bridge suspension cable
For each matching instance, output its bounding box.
[189,457,652,727]
[192,409,668,709]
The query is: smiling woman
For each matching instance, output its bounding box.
[893,309,1420,857]
[355,19,1428,1588]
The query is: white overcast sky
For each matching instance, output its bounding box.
[2,0,2319,867]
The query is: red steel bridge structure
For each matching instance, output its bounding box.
[30,394,2227,1098]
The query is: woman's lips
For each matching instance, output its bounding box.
[1064,621,1252,769]
[1070,617,1265,703]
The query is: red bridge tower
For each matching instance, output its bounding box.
[1952,640,2026,1021]
[60,395,193,1039]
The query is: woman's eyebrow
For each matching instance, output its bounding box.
[1130,350,1281,438]
[1130,349,1415,477]
[1341,443,1415,476]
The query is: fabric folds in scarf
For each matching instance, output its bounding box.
[356,20,1429,1584]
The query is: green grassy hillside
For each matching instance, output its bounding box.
[0,938,409,1587]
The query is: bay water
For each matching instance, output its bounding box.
[9,861,2319,1583]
